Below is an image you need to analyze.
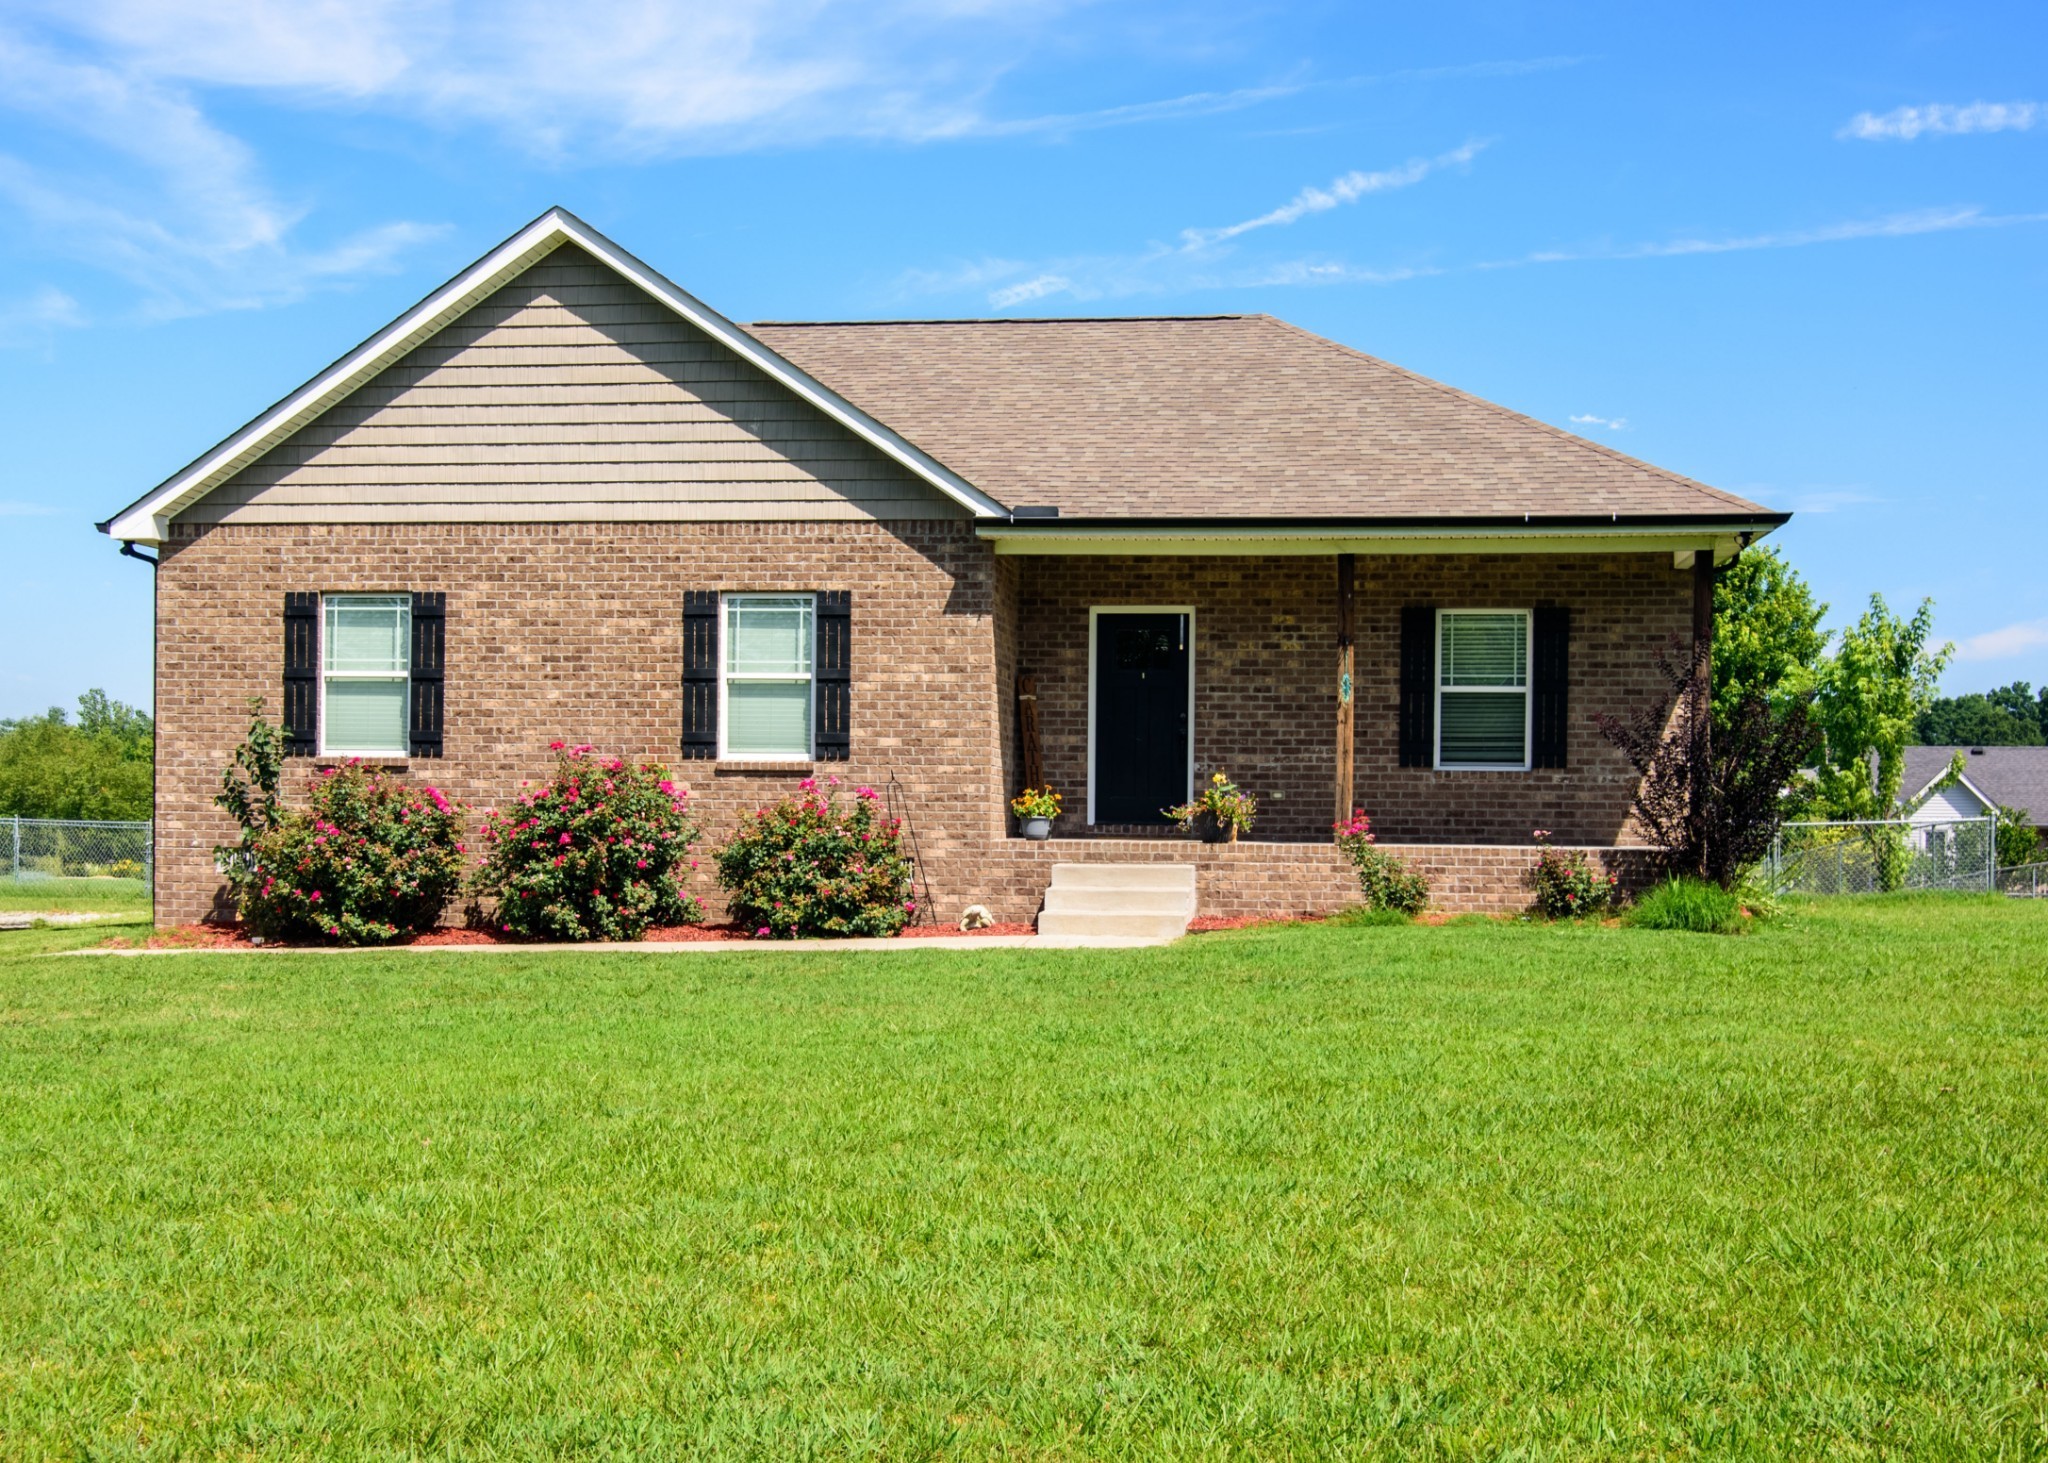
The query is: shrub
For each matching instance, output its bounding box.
[715,777,916,938]
[1624,877,1744,934]
[215,711,466,945]
[1528,829,1617,919]
[473,745,704,942]
[1333,810,1430,915]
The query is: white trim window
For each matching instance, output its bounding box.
[1436,609,1531,770]
[321,594,412,756]
[721,594,815,759]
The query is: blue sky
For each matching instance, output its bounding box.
[0,0,2042,718]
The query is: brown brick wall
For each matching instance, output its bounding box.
[1012,552,1689,844]
[153,519,1007,926]
[153,526,1681,928]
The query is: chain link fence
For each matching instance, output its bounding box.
[4,817,153,886]
[1997,861,2048,899]
[1766,817,1995,896]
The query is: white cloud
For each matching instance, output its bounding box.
[0,500,58,516]
[1181,140,1486,248]
[1500,206,2048,269]
[1953,618,2048,662]
[0,283,84,335]
[0,25,446,317]
[988,274,1073,308]
[1569,413,1626,431]
[1840,101,2040,141]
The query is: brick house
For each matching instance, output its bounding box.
[101,208,1787,927]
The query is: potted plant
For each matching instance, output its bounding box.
[1167,771,1257,844]
[1010,786,1061,840]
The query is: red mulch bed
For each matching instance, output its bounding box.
[1187,913,1323,932]
[899,922,1036,938]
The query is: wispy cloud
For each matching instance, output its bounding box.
[0,24,446,317]
[1953,617,2048,662]
[1569,412,1626,431]
[0,500,58,516]
[988,274,1073,308]
[1786,488,1883,514]
[0,283,84,339]
[1180,140,1486,248]
[1840,101,2041,141]
[1499,205,2048,269]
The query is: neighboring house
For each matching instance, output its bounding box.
[1900,746,2048,832]
[101,209,1788,926]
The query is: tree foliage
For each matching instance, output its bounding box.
[1915,682,2046,746]
[1594,636,1822,889]
[1712,545,1830,734]
[0,689,154,820]
[1811,595,1952,819]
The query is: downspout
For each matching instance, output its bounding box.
[115,539,159,927]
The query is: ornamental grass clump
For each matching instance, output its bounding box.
[715,777,916,938]
[1529,829,1618,919]
[472,744,703,942]
[1333,809,1430,915]
[214,706,466,945]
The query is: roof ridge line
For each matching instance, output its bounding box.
[748,315,1253,326]
[1251,315,1765,513]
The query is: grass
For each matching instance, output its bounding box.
[0,874,150,914]
[2,898,2044,1457]
[1625,875,1746,933]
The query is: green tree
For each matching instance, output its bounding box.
[1713,546,1830,735]
[1915,688,2044,746]
[0,691,154,821]
[1812,595,1952,821]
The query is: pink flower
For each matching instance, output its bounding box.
[635,860,649,869]
[559,832,573,845]
[310,890,322,902]
[657,779,676,795]
[799,777,818,791]
[757,926,770,936]
[828,774,841,787]
[549,740,566,750]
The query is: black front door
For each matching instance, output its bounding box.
[1094,611,1190,824]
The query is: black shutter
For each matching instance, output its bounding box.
[1398,605,1435,768]
[282,593,319,757]
[1532,605,1570,770]
[410,592,446,759]
[814,590,851,761]
[681,590,719,759]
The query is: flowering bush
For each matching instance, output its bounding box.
[1167,769,1258,833]
[1529,828,1617,919]
[715,777,916,938]
[1333,809,1429,915]
[1010,785,1062,820]
[216,725,466,945]
[472,744,703,941]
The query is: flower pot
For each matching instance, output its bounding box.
[1019,815,1052,841]
[1193,811,1237,844]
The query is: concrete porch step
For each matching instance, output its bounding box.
[1042,886,1196,916]
[1037,862,1196,940]
[1048,862,1197,894]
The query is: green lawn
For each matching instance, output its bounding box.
[0,874,150,914]
[2,900,2044,1458]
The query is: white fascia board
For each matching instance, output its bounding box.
[978,524,1777,557]
[102,207,1004,545]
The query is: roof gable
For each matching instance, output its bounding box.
[101,209,1006,544]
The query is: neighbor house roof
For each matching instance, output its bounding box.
[748,315,1783,525]
[1901,745,2048,826]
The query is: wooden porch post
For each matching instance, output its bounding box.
[1335,553,1356,826]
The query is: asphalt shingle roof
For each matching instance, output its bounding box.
[1903,745,2048,826]
[747,314,1780,522]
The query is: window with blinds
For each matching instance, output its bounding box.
[322,595,412,756]
[722,594,815,758]
[1436,610,1531,769]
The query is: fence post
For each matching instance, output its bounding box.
[1988,811,1998,891]
[9,816,16,880]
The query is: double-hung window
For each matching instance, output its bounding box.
[322,595,412,756]
[1436,610,1531,770]
[722,594,815,759]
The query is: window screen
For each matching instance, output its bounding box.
[1437,610,1529,768]
[724,595,814,758]
[323,595,411,755]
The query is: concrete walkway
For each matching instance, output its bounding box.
[59,932,1174,957]
[2,911,124,930]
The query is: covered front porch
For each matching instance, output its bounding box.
[987,528,1733,849]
